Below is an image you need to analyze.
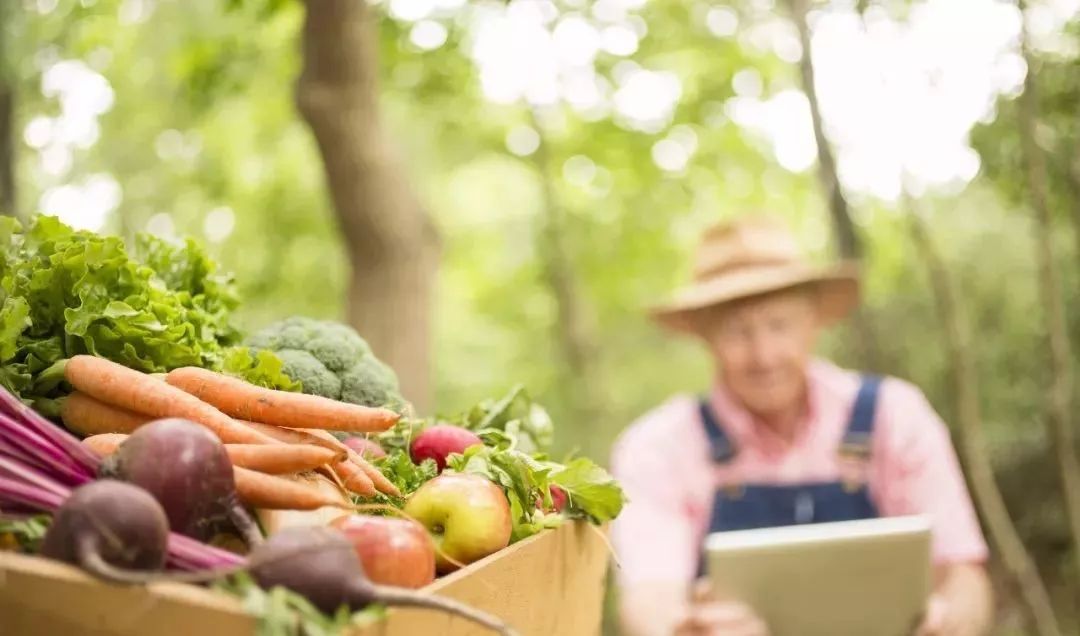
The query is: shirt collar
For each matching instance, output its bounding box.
[709,359,829,455]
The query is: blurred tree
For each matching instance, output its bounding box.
[784,0,880,369]
[295,0,438,411]
[1016,0,1080,594]
[0,0,15,218]
[530,109,605,456]
[907,195,1061,636]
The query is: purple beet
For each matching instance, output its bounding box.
[248,526,516,635]
[41,480,169,583]
[101,418,261,546]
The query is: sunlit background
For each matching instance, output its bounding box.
[6,0,1080,629]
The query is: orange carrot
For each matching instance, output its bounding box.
[80,433,128,457]
[349,451,401,498]
[300,429,401,498]
[64,356,281,446]
[330,460,377,497]
[296,427,354,455]
[233,467,349,510]
[165,366,399,433]
[224,444,341,474]
[61,392,150,437]
[242,421,328,447]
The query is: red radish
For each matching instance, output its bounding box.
[343,436,386,460]
[549,486,568,512]
[330,515,435,589]
[409,425,482,472]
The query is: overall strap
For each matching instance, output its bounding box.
[839,375,882,458]
[699,399,736,464]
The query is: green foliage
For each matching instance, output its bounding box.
[373,449,438,501]
[0,215,293,407]
[453,384,555,454]
[0,514,50,553]
[214,572,386,636]
[12,0,1080,624]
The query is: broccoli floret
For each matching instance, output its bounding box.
[304,335,368,373]
[246,317,407,412]
[275,349,342,400]
[340,356,404,411]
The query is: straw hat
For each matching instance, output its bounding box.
[651,216,860,335]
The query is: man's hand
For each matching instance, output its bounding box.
[673,580,769,636]
[913,594,949,636]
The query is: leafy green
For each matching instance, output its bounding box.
[0,514,51,553]
[452,384,554,454]
[446,441,623,542]
[373,449,438,501]
[0,215,295,403]
[213,572,385,636]
[221,346,302,392]
[550,458,627,523]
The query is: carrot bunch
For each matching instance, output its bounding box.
[59,355,402,513]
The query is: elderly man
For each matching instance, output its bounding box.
[610,217,992,636]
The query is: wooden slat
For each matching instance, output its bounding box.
[0,521,609,636]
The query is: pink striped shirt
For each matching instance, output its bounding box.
[609,359,988,587]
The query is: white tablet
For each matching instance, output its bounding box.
[704,515,933,636]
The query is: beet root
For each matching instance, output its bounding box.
[102,418,262,546]
[248,526,517,635]
[41,480,170,584]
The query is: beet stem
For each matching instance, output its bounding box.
[226,499,264,548]
[77,535,243,585]
[367,584,519,636]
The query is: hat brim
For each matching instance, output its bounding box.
[650,262,861,335]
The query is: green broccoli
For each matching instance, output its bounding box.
[246,317,407,412]
[340,356,404,411]
[274,349,342,399]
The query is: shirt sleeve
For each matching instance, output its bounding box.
[873,380,990,565]
[609,413,701,587]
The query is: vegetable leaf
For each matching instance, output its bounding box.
[0,215,282,402]
[456,384,554,453]
[221,347,301,392]
[373,449,437,499]
[0,514,51,553]
[549,458,626,523]
[214,572,385,636]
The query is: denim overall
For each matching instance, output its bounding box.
[697,376,882,574]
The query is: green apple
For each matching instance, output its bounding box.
[403,473,512,574]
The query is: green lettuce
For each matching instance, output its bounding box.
[0,215,295,405]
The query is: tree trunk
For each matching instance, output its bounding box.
[786,0,879,371]
[0,80,13,218]
[1017,0,1080,593]
[788,0,859,260]
[906,198,1062,636]
[296,0,439,413]
[530,109,604,455]
[1066,135,1080,279]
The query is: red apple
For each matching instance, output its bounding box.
[409,425,483,472]
[329,514,435,589]
[343,436,386,460]
[403,473,511,574]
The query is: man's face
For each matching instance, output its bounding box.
[703,288,820,417]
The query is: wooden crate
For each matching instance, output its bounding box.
[0,521,609,636]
